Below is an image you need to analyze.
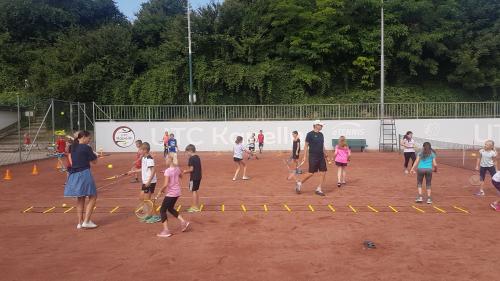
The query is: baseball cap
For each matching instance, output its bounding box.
[312,120,325,126]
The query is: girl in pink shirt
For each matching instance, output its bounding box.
[155,153,190,238]
[334,136,351,188]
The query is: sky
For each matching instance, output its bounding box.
[115,0,220,21]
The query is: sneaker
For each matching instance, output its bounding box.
[337,183,341,188]
[315,190,326,197]
[404,170,409,175]
[415,196,423,203]
[232,177,237,181]
[130,178,139,183]
[77,224,82,229]
[295,181,302,194]
[426,197,433,204]
[474,190,485,196]
[242,176,250,180]
[187,207,200,213]
[146,216,161,224]
[139,215,152,222]
[181,221,190,232]
[157,230,173,238]
[82,221,98,229]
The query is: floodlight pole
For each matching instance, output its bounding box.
[187,0,194,105]
[380,0,385,120]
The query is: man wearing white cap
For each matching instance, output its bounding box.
[295,120,329,196]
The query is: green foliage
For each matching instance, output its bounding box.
[0,0,498,106]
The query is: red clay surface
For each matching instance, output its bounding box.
[0,151,499,281]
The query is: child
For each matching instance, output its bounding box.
[286,131,301,180]
[474,140,497,196]
[56,135,67,171]
[247,133,259,160]
[162,130,169,158]
[23,133,31,151]
[258,130,264,154]
[410,142,438,204]
[167,133,178,155]
[183,144,202,212]
[155,153,190,237]
[334,136,351,187]
[130,140,143,183]
[490,171,500,211]
[136,142,159,223]
[402,131,416,174]
[233,136,250,181]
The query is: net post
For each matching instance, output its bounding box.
[17,94,22,163]
[51,98,55,145]
[462,144,465,167]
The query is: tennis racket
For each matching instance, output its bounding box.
[135,197,159,219]
[104,172,130,181]
[469,173,481,186]
[284,159,305,180]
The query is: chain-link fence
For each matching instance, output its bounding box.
[0,98,94,166]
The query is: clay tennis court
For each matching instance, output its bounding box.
[1,151,499,280]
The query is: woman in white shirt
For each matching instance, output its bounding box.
[402,131,416,174]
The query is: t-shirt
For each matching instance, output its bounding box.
[141,155,157,184]
[70,143,97,173]
[56,139,66,153]
[248,136,256,148]
[188,155,202,181]
[258,133,264,144]
[163,135,169,146]
[305,131,324,158]
[292,139,301,155]
[418,152,436,169]
[492,171,500,183]
[479,149,497,167]
[402,138,415,153]
[164,167,182,197]
[233,143,245,159]
[335,145,350,164]
[134,151,142,168]
[168,138,177,153]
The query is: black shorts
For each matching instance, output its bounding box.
[291,153,300,160]
[249,146,255,151]
[335,161,347,167]
[259,143,264,148]
[479,166,496,181]
[141,183,156,194]
[309,157,327,173]
[234,157,243,162]
[189,180,201,192]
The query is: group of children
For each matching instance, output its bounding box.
[402,131,500,210]
[129,136,201,237]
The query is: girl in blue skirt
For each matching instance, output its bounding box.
[64,131,99,229]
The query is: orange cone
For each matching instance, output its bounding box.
[32,164,39,176]
[3,169,12,180]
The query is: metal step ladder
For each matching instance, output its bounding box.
[379,119,397,152]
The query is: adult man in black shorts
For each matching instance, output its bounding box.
[295,120,328,196]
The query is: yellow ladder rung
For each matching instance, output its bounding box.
[327,204,336,212]
[388,206,398,213]
[412,205,425,213]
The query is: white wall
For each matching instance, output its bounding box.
[95,119,500,152]
[0,110,17,131]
